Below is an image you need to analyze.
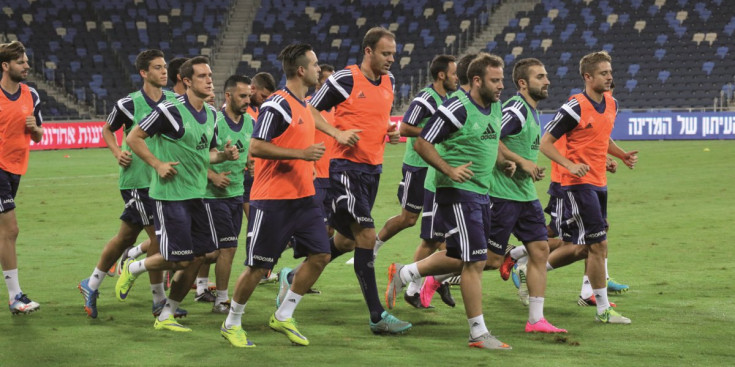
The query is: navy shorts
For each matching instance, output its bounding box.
[246,197,330,269]
[119,188,155,226]
[488,197,548,250]
[396,165,427,214]
[561,188,608,245]
[329,170,380,240]
[434,193,492,262]
[544,182,565,237]
[419,190,443,242]
[204,196,244,249]
[242,172,253,203]
[0,169,20,213]
[314,186,331,224]
[154,199,215,262]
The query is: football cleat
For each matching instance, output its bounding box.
[595,307,631,324]
[525,318,567,333]
[607,278,629,294]
[9,292,40,315]
[114,258,138,301]
[153,315,192,332]
[152,299,188,318]
[269,313,309,346]
[468,332,512,350]
[384,263,405,309]
[369,311,412,334]
[578,295,616,307]
[275,267,292,308]
[221,322,255,348]
[78,278,99,318]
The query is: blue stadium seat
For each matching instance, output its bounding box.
[654,49,666,61]
[655,34,668,45]
[560,52,571,64]
[556,66,568,78]
[702,61,714,76]
[716,46,728,59]
[628,64,640,77]
[658,70,670,83]
[625,79,637,92]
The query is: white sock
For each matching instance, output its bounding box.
[528,296,544,324]
[275,290,302,320]
[510,245,527,260]
[398,263,421,285]
[158,299,180,321]
[3,269,21,300]
[468,314,489,339]
[406,279,421,296]
[151,282,166,304]
[373,236,385,256]
[546,262,554,271]
[580,275,593,299]
[605,258,609,279]
[593,288,610,314]
[216,289,229,305]
[88,268,107,290]
[129,260,148,276]
[196,277,209,294]
[517,256,529,266]
[435,273,455,283]
[128,243,145,259]
[225,300,246,329]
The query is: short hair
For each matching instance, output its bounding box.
[456,53,476,85]
[361,26,395,55]
[467,53,504,82]
[319,63,334,77]
[0,41,26,65]
[277,43,313,79]
[179,56,209,81]
[135,49,165,72]
[511,58,544,88]
[579,50,612,78]
[223,74,251,93]
[429,55,457,81]
[168,57,189,84]
[252,72,276,92]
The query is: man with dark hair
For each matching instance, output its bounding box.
[483,57,567,333]
[78,49,180,319]
[220,43,333,347]
[168,57,189,95]
[540,50,637,324]
[387,53,516,349]
[116,55,240,332]
[247,72,276,120]
[455,53,476,93]
[310,26,411,334]
[204,74,253,314]
[374,54,458,308]
[0,40,43,315]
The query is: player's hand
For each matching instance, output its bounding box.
[621,150,638,169]
[335,129,361,147]
[566,162,590,177]
[117,150,133,167]
[518,160,545,181]
[302,142,326,161]
[25,116,38,131]
[605,157,618,173]
[448,162,474,183]
[246,157,255,177]
[387,123,400,144]
[211,171,231,188]
[502,160,517,178]
[156,161,179,179]
[224,140,239,161]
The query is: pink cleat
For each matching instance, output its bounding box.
[419,276,441,308]
[525,318,567,333]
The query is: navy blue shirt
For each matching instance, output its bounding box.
[138,94,217,149]
[106,89,166,132]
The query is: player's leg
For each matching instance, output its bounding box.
[375,167,425,256]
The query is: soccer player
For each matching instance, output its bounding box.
[246,71,276,121]
[219,43,332,347]
[0,41,43,315]
[408,53,513,349]
[205,75,253,313]
[539,50,637,324]
[309,27,411,334]
[485,58,566,333]
[78,49,180,319]
[376,55,458,308]
[116,56,239,331]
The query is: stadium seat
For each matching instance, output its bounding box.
[704,32,717,46]
[692,32,704,46]
[716,46,728,59]
[541,39,552,52]
[654,49,666,61]
[519,17,530,30]
[702,61,714,76]
[656,34,668,45]
[634,20,646,33]
[625,79,637,92]
[657,70,670,83]
[556,66,568,78]
[400,56,411,69]
[676,11,688,24]
[628,64,640,77]
[560,52,571,64]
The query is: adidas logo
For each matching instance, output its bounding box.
[531,135,540,150]
[4,275,10,280]
[196,134,208,150]
[297,117,304,125]
[357,91,366,99]
[471,322,480,328]
[481,124,497,140]
[93,274,100,279]
[585,123,594,129]
[235,140,245,153]
[289,299,297,303]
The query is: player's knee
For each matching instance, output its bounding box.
[485,254,503,269]
[309,252,331,269]
[204,250,219,264]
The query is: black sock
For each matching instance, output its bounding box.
[329,237,346,262]
[354,247,384,323]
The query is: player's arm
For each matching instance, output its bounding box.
[209,116,240,164]
[208,168,231,188]
[309,70,361,146]
[26,88,44,143]
[104,100,134,167]
[128,108,179,178]
[607,138,638,169]
[497,109,543,180]
[250,138,324,161]
[400,93,434,137]
[539,107,589,177]
[309,104,360,147]
[414,105,473,183]
[539,133,588,177]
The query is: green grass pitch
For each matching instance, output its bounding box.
[0,140,733,366]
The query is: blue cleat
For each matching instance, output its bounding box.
[78,278,99,318]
